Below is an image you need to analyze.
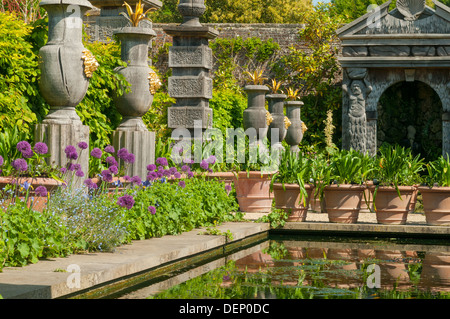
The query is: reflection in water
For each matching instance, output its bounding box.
[128,238,450,299]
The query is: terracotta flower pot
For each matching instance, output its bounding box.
[233,171,273,213]
[323,184,366,223]
[376,250,411,289]
[369,185,416,225]
[419,252,450,292]
[418,186,450,226]
[0,176,64,212]
[273,183,314,222]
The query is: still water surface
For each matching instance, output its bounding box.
[118,235,450,299]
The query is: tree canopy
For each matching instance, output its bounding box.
[150,0,313,23]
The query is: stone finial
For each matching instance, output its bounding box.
[396,0,426,21]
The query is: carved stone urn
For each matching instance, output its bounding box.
[38,0,95,125]
[284,100,304,152]
[243,85,270,145]
[267,93,287,150]
[113,27,158,131]
[178,0,206,26]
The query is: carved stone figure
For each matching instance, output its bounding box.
[396,0,426,21]
[343,79,372,152]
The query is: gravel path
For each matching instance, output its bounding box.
[243,211,428,225]
[305,211,427,225]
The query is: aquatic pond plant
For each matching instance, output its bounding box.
[149,241,450,300]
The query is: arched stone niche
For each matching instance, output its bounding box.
[337,0,450,157]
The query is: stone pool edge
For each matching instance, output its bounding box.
[0,222,269,299]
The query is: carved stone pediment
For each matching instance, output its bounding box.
[337,0,450,37]
[337,0,450,67]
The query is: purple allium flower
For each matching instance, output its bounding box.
[188,171,194,178]
[174,172,181,179]
[64,145,76,155]
[104,145,115,154]
[106,156,118,166]
[148,205,156,215]
[76,170,84,177]
[71,163,81,171]
[34,142,48,155]
[0,155,3,166]
[83,178,94,188]
[181,165,190,172]
[12,158,28,172]
[117,194,134,209]
[109,165,119,175]
[117,148,129,160]
[21,149,34,158]
[147,164,156,171]
[163,169,171,177]
[200,160,209,170]
[60,167,67,174]
[131,175,142,186]
[178,180,186,188]
[156,170,164,178]
[68,152,78,160]
[169,167,178,175]
[35,185,47,197]
[124,153,135,164]
[123,175,131,182]
[77,141,88,150]
[147,171,157,181]
[207,155,216,165]
[91,147,102,159]
[17,141,31,153]
[225,184,232,195]
[156,157,168,167]
[65,145,78,160]
[101,170,113,183]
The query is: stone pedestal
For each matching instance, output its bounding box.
[164,0,218,143]
[112,130,155,178]
[35,123,90,188]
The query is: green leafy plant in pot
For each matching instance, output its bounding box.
[270,149,314,222]
[418,155,450,225]
[322,149,372,223]
[230,136,276,214]
[370,144,424,225]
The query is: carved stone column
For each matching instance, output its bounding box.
[164,0,218,142]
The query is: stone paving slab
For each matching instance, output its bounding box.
[0,222,269,299]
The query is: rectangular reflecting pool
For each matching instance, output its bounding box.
[113,235,450,299]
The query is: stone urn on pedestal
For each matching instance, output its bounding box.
[243,84,270,147]
[243,70,270,148]
[38,0,95,126]
[113,27,157,131]
[284,89,305,152]
[35,0,97,184]
[112,24,159,178]
[267,93,288,151]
